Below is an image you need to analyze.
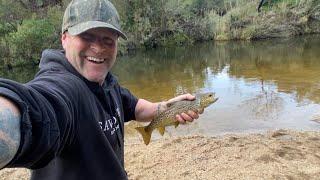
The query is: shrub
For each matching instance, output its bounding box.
[7,17,56,64]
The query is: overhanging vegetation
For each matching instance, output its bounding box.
[0,0,319,66]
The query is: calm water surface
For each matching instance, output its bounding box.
[2,35,320,137]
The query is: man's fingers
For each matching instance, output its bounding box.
[183,93,195,101]
[175,111,199,123]
[181,113,194,122]
[187,110,199,119]
[167,93,195,104]
[175,114,186,124]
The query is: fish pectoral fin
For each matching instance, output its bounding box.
[157,126,166,136]
[174,121,179,128]
[135,126,153,145]
[198,108,204,113]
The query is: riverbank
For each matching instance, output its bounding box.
[2,0,320,67]
[1,129,320,179]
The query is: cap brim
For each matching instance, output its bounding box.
[68,21,127,40]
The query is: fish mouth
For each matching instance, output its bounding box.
[86,56,106,64]
[212,97,218,103]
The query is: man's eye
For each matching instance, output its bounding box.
[80,33,94,42]
[102,38,115,46]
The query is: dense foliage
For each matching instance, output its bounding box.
[0,0,319,66]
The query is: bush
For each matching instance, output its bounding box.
[7,17,56,64]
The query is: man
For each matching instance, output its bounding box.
[0,0,201,179]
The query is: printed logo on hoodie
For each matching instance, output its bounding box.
[99,115,120,136]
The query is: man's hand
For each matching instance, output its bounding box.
[162,93,203,124]
[135,94,203,123]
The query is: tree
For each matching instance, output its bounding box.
[17,0,62,11]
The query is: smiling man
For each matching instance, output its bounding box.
[62,28,118,84]
[0,0,201,179]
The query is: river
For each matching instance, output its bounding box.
[1,35,320,137]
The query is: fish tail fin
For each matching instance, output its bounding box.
[135,126,152,145]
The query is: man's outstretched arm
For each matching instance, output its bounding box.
[0,96,21,169]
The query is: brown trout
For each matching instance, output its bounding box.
[135,92,218,145]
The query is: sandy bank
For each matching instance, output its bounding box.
[1,129,320,179]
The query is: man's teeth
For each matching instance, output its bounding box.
[87,57,105,63]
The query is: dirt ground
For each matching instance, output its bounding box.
[1,129,320,180]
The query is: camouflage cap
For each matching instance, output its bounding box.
[62,0,127,40]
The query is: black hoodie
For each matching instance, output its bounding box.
[0,49,137,180]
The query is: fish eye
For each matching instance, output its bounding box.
[209,94,212,97]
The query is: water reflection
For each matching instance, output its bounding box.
[227,37,320,104]
[113,46,214,101]
[1,35,320,136]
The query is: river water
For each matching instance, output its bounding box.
[1,35,320,137]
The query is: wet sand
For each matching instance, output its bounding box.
[1,129,320,179]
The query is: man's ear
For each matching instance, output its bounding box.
[61,33,67,49]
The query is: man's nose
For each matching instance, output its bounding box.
[89,39,106,53]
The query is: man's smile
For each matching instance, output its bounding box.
[86,56,106,64]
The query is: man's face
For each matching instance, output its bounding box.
[61,28,118,85]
